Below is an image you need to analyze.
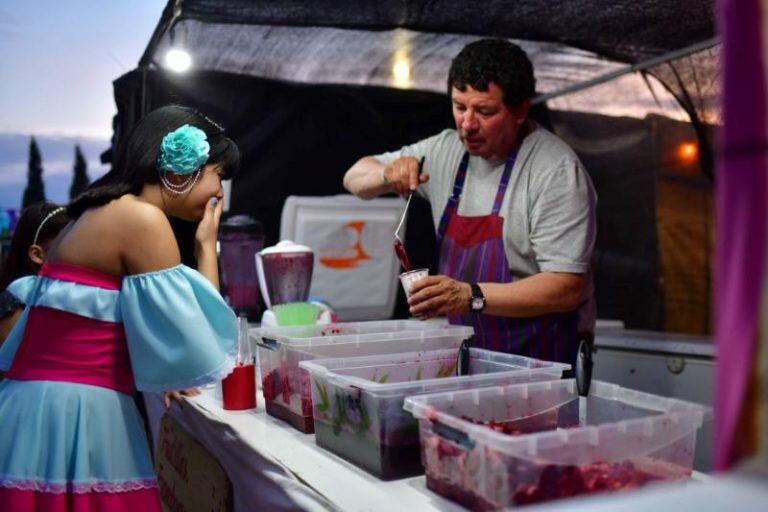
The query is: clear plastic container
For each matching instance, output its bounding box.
[300,348,568,479]
[251,320,472,433]
[404,379,711,509]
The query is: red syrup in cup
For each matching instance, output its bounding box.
[222,363,256,410]
[394,237,412,272]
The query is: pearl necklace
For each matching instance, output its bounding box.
[159,169,201,195]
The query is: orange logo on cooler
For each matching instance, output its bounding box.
[318,221,371,269]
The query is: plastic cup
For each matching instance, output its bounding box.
[399,268,428,299]
[222,362,257,410]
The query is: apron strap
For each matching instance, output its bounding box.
[436,148,520,244]
[436,122,532,245]
[491,150,518,215]
[436,152,470,245]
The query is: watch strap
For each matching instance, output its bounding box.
[469,282,485,312]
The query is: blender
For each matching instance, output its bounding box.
[256,240,332,326]
[218,215,264,320]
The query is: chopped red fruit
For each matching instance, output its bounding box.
[301,396,313,416]
[281,372,292,404]
[262,369,280,401]
[435,438,464,459]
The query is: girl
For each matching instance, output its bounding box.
[0,202,68,344]
[0,105,240,511]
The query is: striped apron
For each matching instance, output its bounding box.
[436,146,578,366]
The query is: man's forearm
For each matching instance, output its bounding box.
[480,272,585,317]
[343,156,391,199]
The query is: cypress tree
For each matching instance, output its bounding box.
[22,136,46,208]
[69,145,90,199]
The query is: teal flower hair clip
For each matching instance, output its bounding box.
[157,124,210,175]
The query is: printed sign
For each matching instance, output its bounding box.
[156,414,233,512]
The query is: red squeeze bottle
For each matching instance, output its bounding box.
[222,362,256,410]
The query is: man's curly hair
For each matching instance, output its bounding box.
[448,39,535,108]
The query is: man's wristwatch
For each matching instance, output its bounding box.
[468,283,486,313]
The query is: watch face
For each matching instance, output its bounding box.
[471,297,484,311]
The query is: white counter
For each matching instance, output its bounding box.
[142,320,724,510]
[145,388,465,511]
[145,386,724,512]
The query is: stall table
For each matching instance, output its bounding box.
[145,388,465,511]
[145,384,720,512]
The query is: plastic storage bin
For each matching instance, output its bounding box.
[404,379,710,510]
[253,320,473,433]
[300,348,568,479]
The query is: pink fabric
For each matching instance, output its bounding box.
[7,307,134,394]
[715,0,768,470]
[0,486,162,512]
[40,262,122,290]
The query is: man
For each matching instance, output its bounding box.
[343,38,596,366]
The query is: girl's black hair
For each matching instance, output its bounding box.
[68,105,240,218]
[0,202,69,289]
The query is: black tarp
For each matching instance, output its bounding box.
[145,0,714,65]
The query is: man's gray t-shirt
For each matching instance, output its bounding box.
[375,126,597,331]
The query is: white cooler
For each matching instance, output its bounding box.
[280,195,406,321]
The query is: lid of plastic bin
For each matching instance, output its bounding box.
[257,322,474,348]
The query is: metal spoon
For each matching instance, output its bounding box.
[393,156,425,271]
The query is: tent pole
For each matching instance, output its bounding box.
[533,38,719,104]
[138,0,182,69]
[140,66,148,117]
[137,1,184,117]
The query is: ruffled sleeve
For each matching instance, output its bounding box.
[0,276,39,370]
[120,264,237,392]
[6,275,38,304]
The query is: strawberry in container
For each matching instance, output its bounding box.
[301,347,568,479]
[252,321,471,433]
[405,379,711,510]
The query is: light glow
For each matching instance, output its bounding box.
[393,58,411,88]
[677,142,698,163]
[165,48,192,73]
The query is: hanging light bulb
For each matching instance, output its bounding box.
[164,23,193,73]
[392,50,411,88]
[165,48,192,72]
[391,30,412,89]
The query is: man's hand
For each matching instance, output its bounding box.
[408,275,472,319]
[163,388,201,409]
[383,156,429,196]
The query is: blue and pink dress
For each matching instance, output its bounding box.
[0,262,237,511]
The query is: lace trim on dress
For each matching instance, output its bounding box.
[135,347,237,392]
[0,475,157,494]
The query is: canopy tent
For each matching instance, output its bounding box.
[143,0,712,61]
[138,1,718,121]
[110,0,718,332]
